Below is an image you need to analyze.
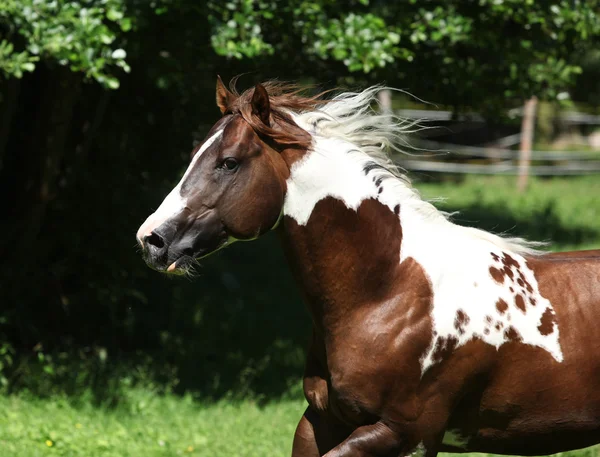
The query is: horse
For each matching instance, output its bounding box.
[136,78,600,457]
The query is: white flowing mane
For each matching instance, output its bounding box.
[291,86,544,256]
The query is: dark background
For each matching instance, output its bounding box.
[0,1,599,403]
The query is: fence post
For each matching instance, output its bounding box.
[378,88,392,114]
[517,96,538,192]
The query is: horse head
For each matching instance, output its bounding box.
[136,78,311,273]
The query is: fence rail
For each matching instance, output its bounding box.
[394,108,600,176]
[398,159,600,175]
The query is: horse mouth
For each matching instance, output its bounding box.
[165,257,192,275]
[143,252,195,275]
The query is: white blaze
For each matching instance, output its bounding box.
[136,129,223,243]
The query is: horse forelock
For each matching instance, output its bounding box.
[224,79,331,150]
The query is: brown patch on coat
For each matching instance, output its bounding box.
[504,326,522,342]
[489,267,505,284]
[502,266,515,280]
[515,294,526,313]
[432,336,459,363]
[282,197,403,310]
[455,310,470,335]
[502,254,520,269]
[538,308,557,335]
[496,299,509,314]
[491,252,500,262]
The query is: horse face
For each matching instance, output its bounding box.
[136,83,288,274]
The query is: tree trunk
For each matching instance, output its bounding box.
[517,96,538,193]
[378,89,392,115]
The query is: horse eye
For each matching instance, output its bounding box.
[222,158,239,171]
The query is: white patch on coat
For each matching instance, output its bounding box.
[283,89,562,375]
[136,129,223,242]
[401,214,563,372]
[442,430,469,449]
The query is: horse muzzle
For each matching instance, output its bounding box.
[138,209,227,274]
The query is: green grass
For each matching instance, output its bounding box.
[418,175,600,252]
[1,391,599,457]
[2,175,600,456]
[0,390,305,456]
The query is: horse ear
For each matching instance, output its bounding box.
[251,83,271,127]
[216,75,236,114]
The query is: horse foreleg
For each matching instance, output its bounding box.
[291,407,351,457]
[322,422,430,457]
[303,329,329,414]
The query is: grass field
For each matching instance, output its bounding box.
[2,176,600,456]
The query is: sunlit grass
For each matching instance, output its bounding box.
[0,390,304,456]
[417,175,600,252]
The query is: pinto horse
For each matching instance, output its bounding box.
[136,79,600,457]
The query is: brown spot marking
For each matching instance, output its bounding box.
[515,294,526,313]
[495,323,502,331]
[503,266,514,280]
[496,298,508,314]
[432,336,459,363]
[491,252,500,262]
[454,309,470,335]
[485,315,493,324]
[502,254,520,269]
[538,308,556,335]
[509,286,514,293]
[517,278,525,287]
[530,297,537,307]
[484,328,490,335]
[518,271,534,291]
[394,204,400,216]
[489,266,504,284]
[504,326,522,342]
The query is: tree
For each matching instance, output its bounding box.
[0,0,599,397]
[207,0,600,111]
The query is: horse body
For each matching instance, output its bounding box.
[444,254,600,455]
[282,135,600,455]
[137,79,600,457]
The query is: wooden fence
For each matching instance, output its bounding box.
[393,108,600,176]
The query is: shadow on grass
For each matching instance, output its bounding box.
[437,199,600,248]
[6,200,598,407]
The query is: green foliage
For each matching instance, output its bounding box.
[206,0,600,108]
[0,0,132,87]
[209,0,275,59]
[311,13,402,73]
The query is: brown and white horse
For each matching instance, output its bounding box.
[136,79,600,457]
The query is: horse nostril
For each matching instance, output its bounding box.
[144,231,165,250]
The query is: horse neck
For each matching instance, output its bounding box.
[279,139,452,330]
